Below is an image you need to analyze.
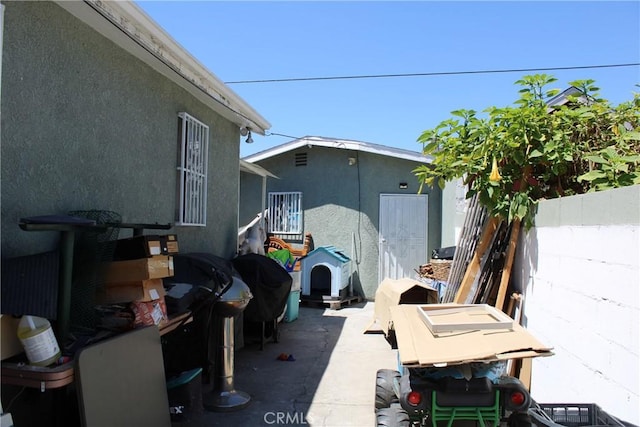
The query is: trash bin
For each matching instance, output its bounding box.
[166,367,203,423]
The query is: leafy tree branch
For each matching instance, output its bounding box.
[414,74,640,229]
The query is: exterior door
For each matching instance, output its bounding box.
[378,194,428,285]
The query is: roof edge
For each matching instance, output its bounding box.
[240,159,279,179]
[54,0,270,134]
[243,136,432,164]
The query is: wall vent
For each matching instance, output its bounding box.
[295,152,308,167]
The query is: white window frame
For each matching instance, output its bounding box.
[176,112,209,226]
[268,192,303,234]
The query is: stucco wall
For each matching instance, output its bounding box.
[241,146,441,299]
[1,1,241,259]
[514,185,640,424]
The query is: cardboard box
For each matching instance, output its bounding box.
[101,256,174,283]
[370,277,439,336]
[165,234,179,254]
[390,304,554,367]
[130,297,168,327]
[114,234,179,260]
[97,279,167,304]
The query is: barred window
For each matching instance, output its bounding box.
[268,192,303,234]
[176,112,209,226]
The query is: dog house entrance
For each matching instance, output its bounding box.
[310,265,331,296]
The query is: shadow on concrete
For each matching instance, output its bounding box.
[184,303,357,426]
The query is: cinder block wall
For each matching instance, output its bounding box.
[513,185,639,424]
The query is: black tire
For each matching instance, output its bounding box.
[375,369,400,410]
[508,412,533,427]
[376,406,410,427]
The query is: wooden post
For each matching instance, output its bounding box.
[454,216,500,304]
[518,358,533,391]
[506,292,522,318]
[494,218,522,312]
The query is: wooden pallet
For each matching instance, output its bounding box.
[301,294,362,310]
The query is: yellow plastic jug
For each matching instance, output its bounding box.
[17,315,61,366]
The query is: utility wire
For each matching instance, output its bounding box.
[225,62,640,84]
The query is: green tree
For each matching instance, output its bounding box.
[414,74,640,229]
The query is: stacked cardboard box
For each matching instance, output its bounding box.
[97,235,179,329]
[113,234,179,260]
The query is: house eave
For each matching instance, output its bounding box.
[54,0,270,135]
[546,86,588,111]
[240,159,279,179]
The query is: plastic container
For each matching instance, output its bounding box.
[290,271,301,292]
[17,315,61,366]
[536,403,626,427]
[284,290,300,323]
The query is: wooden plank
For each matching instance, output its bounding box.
[494,218,521,312]
[506,293,522,318]
[519,358,533,391]
[301,294,362,310]
[506,292,525,377]
[159,311,192,336]
[454,216,500,303]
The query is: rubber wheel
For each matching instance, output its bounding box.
[376,406,410,427]
[508,412,533,427]
[375,369,400,410]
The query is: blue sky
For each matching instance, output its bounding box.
[135,1,640,158]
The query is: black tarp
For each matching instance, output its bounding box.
[231,254,292,323]
[162,253,235,378]
[168,253,234,293]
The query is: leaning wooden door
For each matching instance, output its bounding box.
[378,194,428,285]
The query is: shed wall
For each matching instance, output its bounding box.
[241,146,441,298]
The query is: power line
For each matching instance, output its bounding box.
[225,62,640,84]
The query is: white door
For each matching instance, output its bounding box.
[378,194,428,285]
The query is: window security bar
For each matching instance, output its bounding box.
[268,192,302,234]
[177,112,209,226]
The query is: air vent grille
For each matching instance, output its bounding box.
[295,152,307,167]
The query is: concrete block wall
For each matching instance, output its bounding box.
[513,185,640,424]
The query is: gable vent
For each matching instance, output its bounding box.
[295,152,308,167]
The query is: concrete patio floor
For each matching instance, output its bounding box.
[181,301,397,427]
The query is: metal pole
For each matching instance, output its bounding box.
[203,315,251,412]
[214,316,234,392]
[57,230,75,342]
